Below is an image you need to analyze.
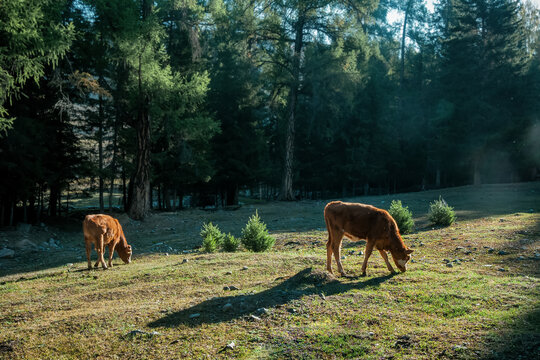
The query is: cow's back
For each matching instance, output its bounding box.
[83,214,119,245]
[324,201,396,241]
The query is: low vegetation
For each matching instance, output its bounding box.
[388,200,415,234]
[222,233,241,252]
[0,183,539,359]
[241,211,275,253]
[429,197,457,226]
[200,222,225,253]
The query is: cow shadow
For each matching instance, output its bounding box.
[148,267,395,328]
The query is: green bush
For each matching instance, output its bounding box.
[388,200,415,234]
[200,222,225,253]
[222,233,240,252]
[428,197,456,226]
[241,210,275,252]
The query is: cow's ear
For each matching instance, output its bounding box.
[406,249,414,254]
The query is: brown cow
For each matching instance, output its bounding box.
[83,214,132,269]
[324,201,413,276]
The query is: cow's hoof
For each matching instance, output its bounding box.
[360,273,367,277]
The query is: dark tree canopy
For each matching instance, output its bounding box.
[1,0,539,225]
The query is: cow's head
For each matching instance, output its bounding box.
[392,248,414,272]
[118,244,132,264]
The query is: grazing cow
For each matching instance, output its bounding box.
[83,214,132,269]
[324,201,413,276]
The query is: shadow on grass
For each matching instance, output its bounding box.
[477,307,540,360]
[148,267,396,328]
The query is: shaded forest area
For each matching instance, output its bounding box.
[1,0,539,223]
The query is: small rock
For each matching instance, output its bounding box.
[16,223,32,232]
[249,315,261,321]
[455,246,465,250]
[443,258,450,263]
[126,329,160,338]
[242,266,249,270]
[498,250,508,255]
[368,332,375,337]
[66,263,73,267]
[225,271,232,275]
[0,248,15,258]
[341,256,346,260]
[487,248,495,253]
[14,239,38,250]
[189,313,200,319]
[256,307,269,316]
[219,341,235,352]
[164,253,169,257]
[498,268,506,272]
[223,303,233,312]
[319,293,326,300]
[446,263,454,268]
[419,242,425,247]
[357,251,364,256]
[518,256,525,260]
[223,286,230,291]
[348,250,355,255]
[182,259,188,264]
[287,308,297,314]
[229,285,239,291]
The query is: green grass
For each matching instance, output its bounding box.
[0,183,539,359]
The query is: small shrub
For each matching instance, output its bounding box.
[222,233,240,252]
[241,210,275,252]
[388,200,415,234]
[428,196,456,226]
[200,222,225,253]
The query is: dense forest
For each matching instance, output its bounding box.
[1,0,539,223]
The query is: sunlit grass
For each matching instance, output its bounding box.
[0,183,539,359]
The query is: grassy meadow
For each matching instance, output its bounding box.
[0,183,539,359]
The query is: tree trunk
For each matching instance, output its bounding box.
[9,202,14,227]
[128,1,153,220]
[108,112,119,212]
[279,15,305,201]
[98,93,104,212]
[49,185,59,217]
[127,104,151,220]
[400,1,412,86]
[226,183,239,206]
[473,160,481,185]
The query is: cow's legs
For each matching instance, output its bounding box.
[332,233,346,276]
[85,237,93,270]
[378,249,396,274]
[326,239,333,274]
[94,234,107,269]
[360,241,375,276]
[107,243,117,268]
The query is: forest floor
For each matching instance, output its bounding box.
[0,182,539,359]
